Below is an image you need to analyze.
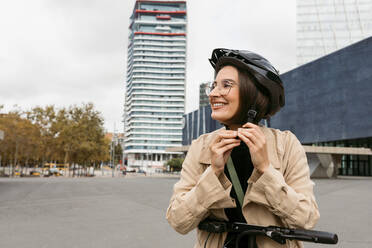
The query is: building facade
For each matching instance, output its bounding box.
[297,0,372,65]
[199,82,210,108]
[124,0,187,172]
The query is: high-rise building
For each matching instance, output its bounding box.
[124,0,187,172]
[297,0,372,65]
[199,82,210,108]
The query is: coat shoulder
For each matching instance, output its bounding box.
[188,128,223,165]
[261,126,304,171]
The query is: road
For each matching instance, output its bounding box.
[0,176,371,248]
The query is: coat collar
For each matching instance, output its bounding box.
[198,126,281,169]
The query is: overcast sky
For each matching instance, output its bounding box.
[0,0,296,132]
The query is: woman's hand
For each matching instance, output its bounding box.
[237,123,270,174]
[209,130,241,177]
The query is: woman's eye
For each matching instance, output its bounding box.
[223,82,232,88]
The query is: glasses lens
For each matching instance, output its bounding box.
[205,83,213,96]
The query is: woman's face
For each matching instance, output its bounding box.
[209,65,240,125]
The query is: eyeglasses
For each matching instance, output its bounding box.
[205,80,236,96]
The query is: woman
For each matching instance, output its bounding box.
[166,48,319,248]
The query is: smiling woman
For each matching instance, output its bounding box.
[166,48,319,248]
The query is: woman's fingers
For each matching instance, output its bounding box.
[238,126,266,145]
[242,123,263,134]
[215,130,238,140]
[216,140,241,154]
[211,130,239,149]
[237,131,255,149]
[238,124,270,173]
[214,138,240,148]
[209,131,240,176]
[242,122,257,129]
[238,128,258,146]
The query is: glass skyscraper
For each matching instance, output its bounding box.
[297,0,372,65]
[124,0,187,172]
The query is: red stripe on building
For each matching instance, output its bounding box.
[135,10,186,14]
[156,15,171,20]
[134,32,186,36]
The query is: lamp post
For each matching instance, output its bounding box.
[0,130,3,168]
[111,138,114,177]
[111,126,117,178]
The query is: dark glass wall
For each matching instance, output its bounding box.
[270,37,372,144]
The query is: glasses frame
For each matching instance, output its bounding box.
[205,80,236,96]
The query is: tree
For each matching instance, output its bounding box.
[67,103,109,167]
[112,143,122,166]
[165,157,184,172]
[26,105,59,164]
[0,111,41,175]
[1,103,110,177]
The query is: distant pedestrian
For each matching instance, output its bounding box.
[166,48,319,248]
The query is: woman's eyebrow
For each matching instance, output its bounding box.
[213,78,237,84]
[222,78,236,83]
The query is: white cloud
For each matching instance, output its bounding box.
[0,0,296,132]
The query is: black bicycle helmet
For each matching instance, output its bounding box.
[209,48,285,121]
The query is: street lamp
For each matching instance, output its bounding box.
[0,130,3,168]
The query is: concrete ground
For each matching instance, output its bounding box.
[0,176,371,248]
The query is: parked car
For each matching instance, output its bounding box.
[29,171,41,177]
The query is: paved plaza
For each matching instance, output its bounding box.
[0,176,371,248]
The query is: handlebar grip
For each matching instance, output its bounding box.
[292,229,338,244]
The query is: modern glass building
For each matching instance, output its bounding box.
[297,0,372,65]
[124,0,187,171]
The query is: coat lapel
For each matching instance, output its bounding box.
[244,126,282,208]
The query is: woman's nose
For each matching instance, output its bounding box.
[209,86,221,96]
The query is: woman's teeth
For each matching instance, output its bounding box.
[213,103,226,107]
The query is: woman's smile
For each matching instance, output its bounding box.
[211,102,228,108]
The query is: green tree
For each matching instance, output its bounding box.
[1,103,110,177]
[58,103,109,175]
[0,111,41,175]
[111,143,123,166]
[165,157,184,172]
[26,105,59,164]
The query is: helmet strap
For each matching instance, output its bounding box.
[246,88,258,124]
[246,109,257,123]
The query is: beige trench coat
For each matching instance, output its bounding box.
[166,126,320,248]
